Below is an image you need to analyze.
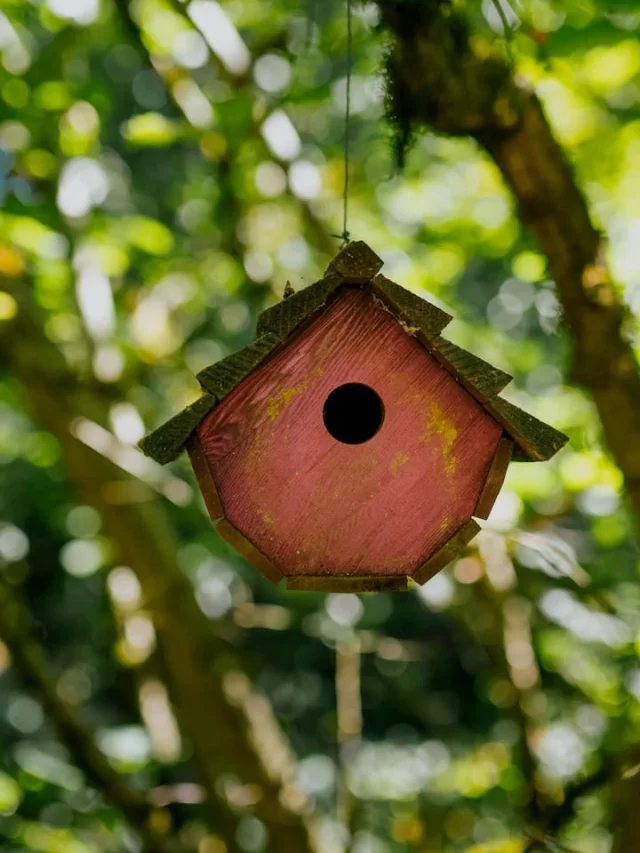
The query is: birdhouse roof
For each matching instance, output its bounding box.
[140,241,568,466]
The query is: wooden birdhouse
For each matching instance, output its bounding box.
[141,242,567,592]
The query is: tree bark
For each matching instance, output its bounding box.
[612,750,640,853]
[0,281,316,853]
[379,1,640,516]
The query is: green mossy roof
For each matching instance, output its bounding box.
[139,392,217,465]
[372,274,452,337]
[256,273,343,339]
[196,332,281,399]
[488,397,568,462]
[428,335,512,400]
[140,241,568,465]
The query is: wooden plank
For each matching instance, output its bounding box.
[139,393,217,464]
[326,240,383,283]
[485,396,568,461]
[372,274,452,337]
[256,273,343,339]
[413,519,481,585]
[427,336,512,400]
[216,519,283,584]
[199,288,501,579]
[197,333,281,399]
[187,435,224,522]
[474,436,513,519]
[286,575,409,592]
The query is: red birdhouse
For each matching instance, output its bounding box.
[141,242,567,592]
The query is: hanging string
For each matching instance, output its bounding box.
[333,0,352,246]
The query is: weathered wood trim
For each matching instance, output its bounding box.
[286,575,409,592]
[413,519,481,585]
[372,273,452,337]
[256,273,344,338]
[413,329,510,409]
[326,240,384,283]
[426,335,512,400]
[197,333,282,399]
[187,435,224,523]
[484,397,567,462]
[474,435,514,520]
[216,519,283,583]
[139,392,217,464]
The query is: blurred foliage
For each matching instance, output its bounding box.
[0,0,639,852]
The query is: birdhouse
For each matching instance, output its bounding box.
[141,242,567,592]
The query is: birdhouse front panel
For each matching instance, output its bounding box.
[195,286,503,580]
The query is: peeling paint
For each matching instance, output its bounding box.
[390,451,410,475]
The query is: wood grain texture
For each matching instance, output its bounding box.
[197,333,281,400]
[187,435,224,522]
[197,288,502,578]
[139,392,217,464]
[371,274,452,337]
[486,396,567,461]
[216,519,283,583]
[326,240,383,283]
[427,336,512,401]
[413,519,481,585]
[256,273,343,339]
[142,245,566,467]
[474,436,513,519]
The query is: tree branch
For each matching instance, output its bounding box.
[0,578,183,853]
[523,743,640,851]
[378,0,640,516]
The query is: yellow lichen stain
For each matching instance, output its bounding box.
[265,367,323,421]
[390,451,409,476]
[438,515,452,533]
[258,509,275,527]
[422,402,458,475]
[266,382,305,420]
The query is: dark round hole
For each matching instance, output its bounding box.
[322,383,385,445]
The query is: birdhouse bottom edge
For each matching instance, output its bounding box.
[215,508,482,593]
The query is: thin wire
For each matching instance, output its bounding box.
[333,0,352,246]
